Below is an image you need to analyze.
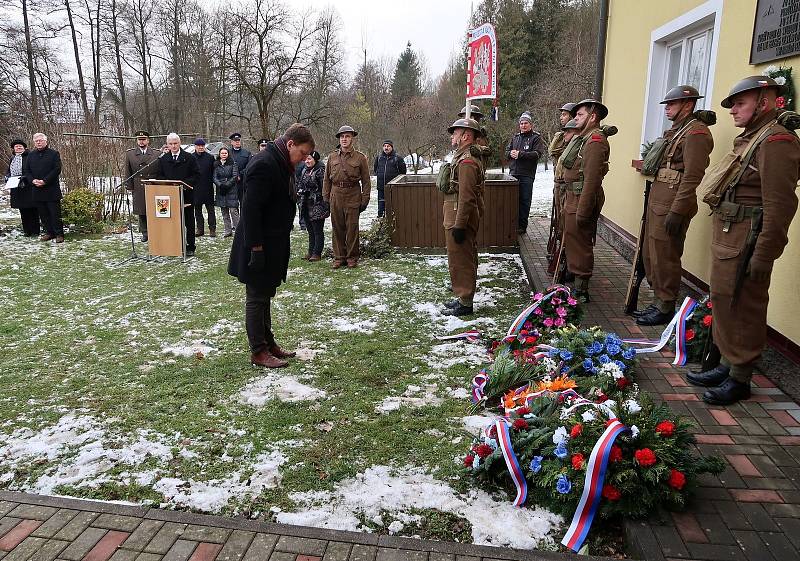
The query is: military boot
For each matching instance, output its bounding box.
[702,377,751,405]
[444,299,461,310]
[632,303,657,318]
[686,364,730,387]
[637,299,674,326]
[444,300,474,317]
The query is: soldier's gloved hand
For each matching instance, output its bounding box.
[664,211,685,237]
[451,228,466,244]
[747,259,772,283]
[248,250,265,272]
[359,202,368,213]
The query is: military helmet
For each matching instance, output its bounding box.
[562,118,580,131]
[573,98,609,121]
[720,75,785,108]
[660,85,704,104]
[447,118,482,135]
[458,104,484,120]
[335,125,358,138]
[559,102,577,115]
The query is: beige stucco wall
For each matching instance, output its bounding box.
[602,0,800,346]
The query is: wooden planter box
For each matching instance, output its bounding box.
[385,173,519,249]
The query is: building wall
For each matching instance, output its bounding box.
[602,0,800,346]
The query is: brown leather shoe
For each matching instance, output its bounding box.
[196,229,204,236]
[251,350,288,368]
[40,234,54,241]
[301,254,311,260]
[332,260,344,269]
[347,260,358,268]
[308,255,321,262]
[55,235,65,243]
[269,345,296,359]
[209,228,217,237]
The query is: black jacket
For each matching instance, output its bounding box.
[8,150,35,209]
[505,131,547,178]
[193,151,216,205]
[25,146,62,202]
[157,149,200,204]
[231,147,252,201]
[227,142,296,289]
[373,150,406,189]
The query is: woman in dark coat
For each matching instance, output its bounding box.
[213,147,240,237]
[227,124,315,369]
[296,151,328,261]
[5,139,39,236]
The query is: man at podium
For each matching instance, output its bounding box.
[158,133,200,256]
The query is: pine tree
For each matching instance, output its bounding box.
[391,41,422,106]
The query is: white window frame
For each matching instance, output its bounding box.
[640,0,723,147]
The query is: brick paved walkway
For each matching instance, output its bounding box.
[520,218,800,561]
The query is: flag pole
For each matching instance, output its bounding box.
[465,29,472,120]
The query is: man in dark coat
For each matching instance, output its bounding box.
[192,138,217,237]
[157,133,200,256]
[228,123,315,368]
[229,133,252,202]
[124,130,160,241]
[505,112,547,232]
[373,139,406,217]
[6,139,39,236]
[25,133,64,242]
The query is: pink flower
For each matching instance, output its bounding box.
[567,297,578,306]
[543,317,554,327]
[554,317,566,327]
[551,297,562,305]
[556,306,568,317]
[534,308,544,316]
[533,293,544,300]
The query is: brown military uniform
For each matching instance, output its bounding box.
[443,146,485,306]
[322,147,371,265]
[550,132,569,234]
[562,127,609,280]
[124,147,160,215]
[711,109,799,382]
[644,116,713,310]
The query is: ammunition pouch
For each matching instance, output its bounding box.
[641,138,669,177]
[714,201,762,233]
[655,167,682,184]
[559,135,587,170]
[567,181,584,195]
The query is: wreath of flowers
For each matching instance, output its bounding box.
[672,296,713,363]
[765,65,795,111]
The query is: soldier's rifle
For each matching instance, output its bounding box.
[731,206,763,307]
[546,197,558,260]
[624,179,652,314]
[551,227,567,285]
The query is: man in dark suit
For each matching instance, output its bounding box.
[192,138,217,237]
[229,133,252,203]
[228,124,315,368]
[157,133,200,256]
[124,130,160,241]
[26,133,64,242]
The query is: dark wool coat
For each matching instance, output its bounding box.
[227,142,296,289]
[8,150,35,209]
[214,159,240,208]
[157,149,200,205]
[297,162,329,221]
[25,146,62,202]
[231,147,252,201]
[193,151,216,205]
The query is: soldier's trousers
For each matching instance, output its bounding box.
[563,191,600,279]
[643,203,687,307]
[330,196,360,263]
[446,227,478,306]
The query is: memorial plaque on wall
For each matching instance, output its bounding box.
[751,0,800,64]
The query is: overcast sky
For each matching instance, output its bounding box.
[295,0,480,81]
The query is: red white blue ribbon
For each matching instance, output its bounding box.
[471,369,489,404]
[672,299,698,366]
[561,419,628,552]
[495,419,527,506]
[437,329,481,343]
[623,297,696,366]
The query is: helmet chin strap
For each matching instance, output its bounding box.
[746,89,766,128]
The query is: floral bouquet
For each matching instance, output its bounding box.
[765,65,795,111]
[672,296,713,363]
[527,285,584,331]
[543,326,638,388]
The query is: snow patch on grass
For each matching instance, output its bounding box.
[162,340,215,358]
[376,384,442,414]
[330,317,377,334]
[239,374,328,405]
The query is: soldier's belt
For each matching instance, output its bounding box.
[655,167,682,184]
[565,181,584,195]
[335,181,358,189]
[714,201,762,232]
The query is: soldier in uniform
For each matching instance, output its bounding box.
[322,125,371,269]
[550,118,581,271]
[636,86,714,326]
[548,102,577,162]
[560,99,611,302]
[687,76,799,405]
[124,130,160,242]
[442,118,485,317]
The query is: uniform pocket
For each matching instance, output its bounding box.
[710,238,743,297]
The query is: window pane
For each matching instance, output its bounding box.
[666,43,683,90]
[686,32,708,90]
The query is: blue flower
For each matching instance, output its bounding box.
[607,343,621,356]
[622,347,636,361]
[613,360,627,371]
[556,474,572,494]
[554,441,568,459]
[560,366,570,374]
[605,334,622,346]
[559,350,573,361]
[598,354,611,364]
[529,455,543,473]
[582,358,594,373]
[588,341,603,355]
[549,348,561,358]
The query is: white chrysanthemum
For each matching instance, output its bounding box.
[472,454,481,470]
[599,362,624,379]
[624,399,642,414]
[765,65,779,74]
[775,76,787,85]
[541,358,557,373]
[552,426,568,444]
[630,425,640,439]
[581,410,597,422]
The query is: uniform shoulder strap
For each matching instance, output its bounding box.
[664,118,698,166]
[731,119,778,188]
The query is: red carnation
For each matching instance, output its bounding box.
[475,444,494,458]
[490,340,501,352]
[685,329,695,342]
[525,336,537,345]
[463,454,475,467]
[523,321,533,330]
[668,468,686,490]
[706,300,713,309]
[634,448,657,467]
[609,445,623,463]
[519,329,528,336]
[570,424,583,438]
[702,315,712,327]
[571,453,585,470]
[656,420,675,437]
[488,425,498,438]
[777,96,787,109]
[616,376,631,389]
[602,484,622,501]
[513,418,529,431]
[513,350,522,358]
[596,392,609,403]
[516,407,531,415]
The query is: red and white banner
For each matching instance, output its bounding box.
[467,23,497,100]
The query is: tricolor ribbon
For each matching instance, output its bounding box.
[471,368,489,404]
[437,329,481,343]
[495,419,527,506]
[623,296,696,365]
[561,419,629,552]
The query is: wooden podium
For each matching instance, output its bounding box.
[143,179,192,258]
